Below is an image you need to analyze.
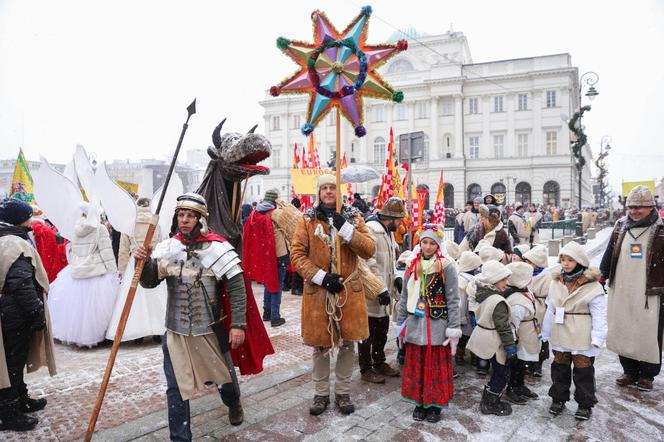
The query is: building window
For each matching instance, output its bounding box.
[373,137,386,166]
[468,98,478,114]
[515,181,532,204]
[543,180,560,206]
[387,58,415,74]
[493,135,504,158]
[546,90,557,108]
[442,133,454,158]
[493,96,504,113]
[423,133,430,161]
[546,131,558,155]
[467,183,482,201]
[518,94,528,111]
[443,183,454,208]
[374,105,385,122]
[292,115,300,129]
[517,133,528,157]
[440,98,454,115]
[416,101,429,119]
[272,116,280,131]
[469,136,480,159]
[272,149,281,168]
[395,103,407,121]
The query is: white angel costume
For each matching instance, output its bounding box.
[105,206,168,341]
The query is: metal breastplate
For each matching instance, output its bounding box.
[165,273,220,336]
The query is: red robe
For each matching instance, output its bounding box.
[31,220,68,283]
[242,210,279,292]
[174,231,275,375]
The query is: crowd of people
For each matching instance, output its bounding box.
[0,181,662,438]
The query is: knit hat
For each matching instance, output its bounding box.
[523,245,548,269]
[479,204,501,220]
[479,245,505,263]
[0,198,33,225]
[378,197,406,218]
[419,224,444,249]
[513,244,531,259]
[626,185,655,207]
[479,260,512,285]
[263,188,279,203]
[473,197,482,204]
[514,202,524,211]
[507,262,533,288]
[457,251,482,273]
[444,240,460,260]
[558,241,589,268]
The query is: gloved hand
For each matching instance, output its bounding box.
[443,337,459,356]
[599,275,607,293]
[332,213,347,231]
[504,345,518,362]
[322,272,344,294]
[469,312,477,328]
[30,310,46,332]
[377,290,391,306]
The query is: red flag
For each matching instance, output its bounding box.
[433,170,445,226]
[293,143,301,169]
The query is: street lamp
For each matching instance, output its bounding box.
[595,136,611,208]
[500,175,517,207]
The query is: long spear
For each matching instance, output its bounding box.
[85,99,197,441]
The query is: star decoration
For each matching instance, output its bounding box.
[270,6,407,138]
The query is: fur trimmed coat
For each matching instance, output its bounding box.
[290,205,376,347]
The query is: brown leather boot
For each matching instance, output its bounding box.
[334,394,355,415]
[228,403,244,426]
[636,377,653,391]
[361,369,386,384]
[615,373,636,387]
[374,362,400,377]
[309,395,330,416]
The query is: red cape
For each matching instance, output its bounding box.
[31,220,68,283]
[242,211,279,292]
[175,230,275,375]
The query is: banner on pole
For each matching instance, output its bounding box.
[9,148,36,204]
[621,180,655,197]
[291,169,349,195]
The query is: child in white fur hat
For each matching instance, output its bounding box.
[504,262,542,404]
[466,260,516,416]
[454,251,483,366]
[541,241,607,420]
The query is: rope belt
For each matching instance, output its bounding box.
[565,312,590,316]
[477,324,496,331]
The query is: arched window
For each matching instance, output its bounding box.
[467,183,482,201]
[441,133,454,158]
[373,137,386,166]
[443,183,454,208]
[515,181,532,205]
[387,58,415,74]
[423,133,430,161]
[543,180,560,206]
[491,182,507,205]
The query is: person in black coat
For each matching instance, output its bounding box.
[0,199,49,432]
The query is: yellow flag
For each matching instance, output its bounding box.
[9,148,36,205]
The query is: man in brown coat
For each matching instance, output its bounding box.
[601,185,664,391]
[291,174,376,416]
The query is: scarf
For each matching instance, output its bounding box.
[561,264,586,283]
[625,208,659,230]
[256,200,276,213]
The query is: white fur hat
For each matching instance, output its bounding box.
[479,245,505,264]
[457,251,482,273]
[559,241,589,268]
[507,262,533,288]
[513,244,531,259]
[444,240,460,260]
[479,260,512,285]
[523,245,548,269]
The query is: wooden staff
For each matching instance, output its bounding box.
[231,181,239,221]
[335,108,342,270]
[85,99,196,441]
[235,174,250,224]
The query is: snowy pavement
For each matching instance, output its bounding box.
[5,226,664,441]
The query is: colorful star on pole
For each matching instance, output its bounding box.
[270,5,407,138]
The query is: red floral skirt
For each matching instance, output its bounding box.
[401,343,454,408]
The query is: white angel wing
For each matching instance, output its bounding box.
[73,144,101,208]
[151,173,183,236]
[63,159,78,187]
[95,161,137,237]
[33,157,84,241]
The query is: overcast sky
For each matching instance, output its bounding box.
[1,0,663,192]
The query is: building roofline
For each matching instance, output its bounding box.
[463,53,572,67]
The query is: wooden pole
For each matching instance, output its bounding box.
[235,175,250,224]
[85,222,157,441]
[231,181,239,221]
[335,108,342,271]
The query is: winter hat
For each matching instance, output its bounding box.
[507,262,533,288]
[473,197,482,204]
[512,244,531,259]
[457,251,482,273]
[263,188,279,203]
[514,202,524,211]
[444,240,460,260]
[378,197,406,218]
[479,260,512,285]
[558,241,589,268]
[419,224,444,249]
[0,198,33,225]
[479,204,501,221]
[626,185,655,207]
[523,245,548,269]
[397,250,414,269]
[479,245,505,263]
[317,173,336,191]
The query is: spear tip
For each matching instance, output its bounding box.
[187,98,197,117]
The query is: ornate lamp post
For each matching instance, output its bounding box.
[596,136,611,208]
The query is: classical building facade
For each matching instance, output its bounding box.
[259,29,595,208]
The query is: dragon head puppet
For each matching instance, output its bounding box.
[207,119,271,182]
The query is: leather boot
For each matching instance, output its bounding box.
[262,310,271,321]
[334,394,355,415]
[309,395,330,416]
[361,369,385,384]
[374,362,399,377]
[480,386,512,416]
[228,403,244,426]
[17,395,47,413]
[615,373,636,387]
[0,406,38,432]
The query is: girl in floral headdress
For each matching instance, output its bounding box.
[396,224,461,423]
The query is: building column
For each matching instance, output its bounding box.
[454,95,463,158]
[532,89,542,157]
[481,95,490,159]
[506,93,515,157]
[430,97,439,160]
